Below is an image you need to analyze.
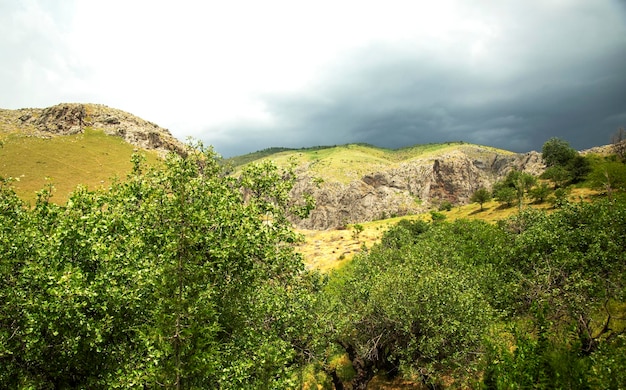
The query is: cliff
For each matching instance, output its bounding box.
[0,103,185,156]
[288,145,544,229]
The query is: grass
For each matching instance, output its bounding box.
[0,127,160,204]
[230,142,513,184]
[297,187,598,270]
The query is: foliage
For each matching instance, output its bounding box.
[438,200,453,211]
[429,210,447,223]
[493,186,516,207]
[541,137,591,185]
[588,160,626,200]
[0,144,319,388]
[567,154,592,183]
[351,223,364,241]
[470,187,492,210]
[528,182,552,203]
[492,170,536,208]
[322,219,511,388]
[541,165,571,188]
[589,334,626,388]
[542,137,578,167]
[3,135,626,389]
[611,127,626,163]
[550,186,571,208]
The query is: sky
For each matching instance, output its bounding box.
[1,0,626,157]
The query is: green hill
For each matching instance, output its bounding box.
[0,127,160,204]
[227,141,514,183]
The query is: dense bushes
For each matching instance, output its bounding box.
[1,142,626,388]
[322,199,626,388]
[0,146,319,388]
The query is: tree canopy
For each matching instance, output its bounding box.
[0,145,319,388]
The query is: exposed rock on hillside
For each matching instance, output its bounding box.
[292,147,544,229]
[1,103,185,156]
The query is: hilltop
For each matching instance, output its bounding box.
[0,103,185,203]
[1,103,546,223]
[228,142,545,229]
[0,103,185,155]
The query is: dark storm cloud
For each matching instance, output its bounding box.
[215,1,626,157]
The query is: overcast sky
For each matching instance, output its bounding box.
[2,1,626,157]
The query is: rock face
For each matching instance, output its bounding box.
[292,147,544,229]
[2,103,185,156]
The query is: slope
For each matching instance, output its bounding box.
[0,103,180,204]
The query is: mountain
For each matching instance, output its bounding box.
[229,143,545,229]
[0,103,185,203]
[0,103,185,156]
[2,103,545,225]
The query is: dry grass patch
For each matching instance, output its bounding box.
[298,188,599,270]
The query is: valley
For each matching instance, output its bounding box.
[1,103,625,389]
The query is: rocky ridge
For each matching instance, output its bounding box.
[1,104,548,230]
[0,103,185,156]
[291,146,544,229]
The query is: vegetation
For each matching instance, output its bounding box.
[470,187,491,210]
[0,127,161,204]
[1,135,626,388]
[0,144,318,388]
[225,142,512,184]
[541,137,590,185]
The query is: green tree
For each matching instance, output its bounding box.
[567,154,591,183]
[323,220,507,388]
[492,170,536,208]
[541,165,571,189]
[528,182,551,203]
[0,144,319,388]
[494,186,517,207]
[352,223,364,241]
[470,187,491,211]
[542,137,577,167]
[589,161,626,201]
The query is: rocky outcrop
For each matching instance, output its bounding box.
[2,103,185,156]
[292,147,544,229]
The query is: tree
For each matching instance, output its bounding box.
[323,220,506,389]
[542,137,577,167]
[528,182,551,204]
[567,154,591,183]
[471,187,491,211]
[589,161,626,201]
[492,170,536,209]
[351,223,364,241]
[541,165,571,189]
[494,186,516,207]
[612,127,626,163]
[0,144,319,388]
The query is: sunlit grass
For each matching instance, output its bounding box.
[298,187,598,270]
[0,127,160,204]
[234,142,513,184]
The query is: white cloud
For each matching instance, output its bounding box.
[1,0,625,155]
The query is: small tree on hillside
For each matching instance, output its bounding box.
[542,165,571,189]
[589,162,626,201]
[470,188,491,211]
[542,137,577,167]
[529,182,552,204]
[352,223,364,242]
[494,186,516,208]
[612,127,626,163]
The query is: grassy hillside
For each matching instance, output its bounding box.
[228,141,513,183]
[0,127,160,204]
